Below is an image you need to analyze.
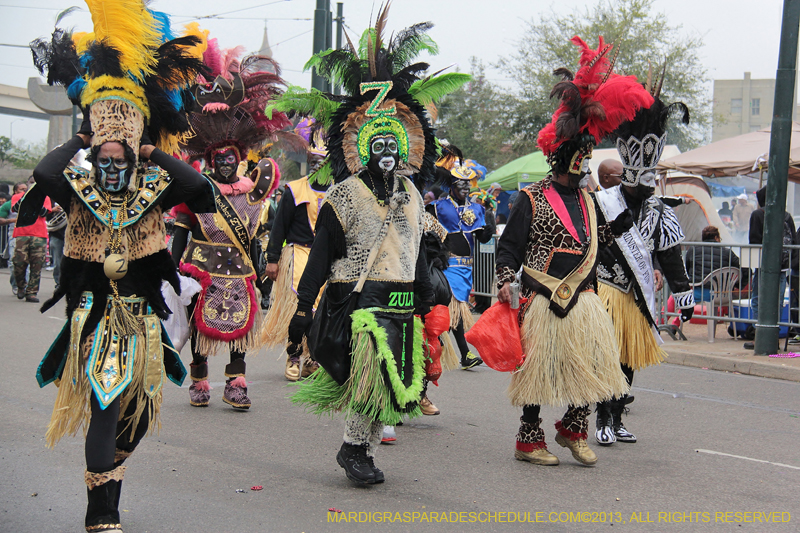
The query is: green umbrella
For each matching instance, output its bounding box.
[477,151,550,191]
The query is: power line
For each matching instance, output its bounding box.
[0,4,60,10]
[173,0,292,20]
[0,43,30,49]
[272,29,312,48]
[173,15,311,22]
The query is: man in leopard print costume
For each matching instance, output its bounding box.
[26,9,211,531]
[495,35,651,467]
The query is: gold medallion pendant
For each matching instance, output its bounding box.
[104,253,128,280]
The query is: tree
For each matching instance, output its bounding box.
[497,0,710,152]
[0,136,13,164]
[436,59,526,172]
[8,140,47,169]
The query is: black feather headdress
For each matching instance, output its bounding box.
[267,1,470,186]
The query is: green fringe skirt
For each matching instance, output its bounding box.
[292,308,425,425]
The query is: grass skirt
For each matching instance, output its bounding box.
[508,291,629,407]
[45,320,162,448]
[440,333,459,371]
[291,309,424,425]
[260,245,297,349]
[449,297,475,331]
[598,283,667,371]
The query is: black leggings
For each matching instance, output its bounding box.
[189,329,245,365]
[621,364,634,388]
[188,295,245,366]
[85,394,150,473]
[453,318,469,357]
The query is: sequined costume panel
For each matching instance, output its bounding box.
[325,176,424,283]
[181,190,263,348]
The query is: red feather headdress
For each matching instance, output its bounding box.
[537,36,654,157]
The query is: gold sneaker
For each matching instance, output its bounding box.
[284,356,301,382]
[419,396,440,416]
[514,447,559,466]
[555,434,597,466]
[301,359,320,378]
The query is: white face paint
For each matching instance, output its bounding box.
[639,171,657,188]
[578,175,590,189]
[379,156,396,172]
[580,157,592,174]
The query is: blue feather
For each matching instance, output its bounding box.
[149,10,176,43]
[67,77,86,102]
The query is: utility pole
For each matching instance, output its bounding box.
[311,0,329,91]
[754,0,800,354]
[333,2,344,95]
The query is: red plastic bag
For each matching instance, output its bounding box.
[423,305,450,384]
[465,299,527,372]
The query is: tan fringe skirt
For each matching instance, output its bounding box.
[598,283,667,371]
[46,320,163,448]
[440,333,459,372]
[449,297,475,331]
[260,245,298,348]
[508,291,629,408]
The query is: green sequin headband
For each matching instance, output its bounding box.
[356,115,410,166]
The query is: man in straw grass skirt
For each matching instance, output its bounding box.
[262,143,329,382]
[593,68,695,447]
[495,35,654,467]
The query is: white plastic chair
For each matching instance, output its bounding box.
[691,267,740,343]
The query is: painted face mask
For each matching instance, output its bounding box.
[367,135,399,176]
[97,156,132,193]
[213,149,239,183]
[451,179,471,203]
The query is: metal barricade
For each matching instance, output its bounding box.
[471,235,800,343]
[472,235,499,298]
[656,242,800,342]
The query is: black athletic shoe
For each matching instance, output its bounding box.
[336,443,377,485]
[744,342,755,350]
[461,351,483,369]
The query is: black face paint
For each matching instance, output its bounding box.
[97,156,132,193]
[213,149,239,183]
[451,180,471,203]
[366,135,399,178]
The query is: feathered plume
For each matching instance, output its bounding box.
[181,33,301,163]
[538,35,653,156]
[82,0,161,82]
[31,1,209,154]
[273,5,467,185]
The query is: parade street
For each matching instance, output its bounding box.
[2,271,799,533]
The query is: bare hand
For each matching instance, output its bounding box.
[139,144,156,160]
[497,282,511,303]
[265,263,279,281]
[654,269,664,291]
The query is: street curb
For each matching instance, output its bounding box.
[664,350,800,383]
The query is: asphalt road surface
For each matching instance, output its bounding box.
[1,271,799,532]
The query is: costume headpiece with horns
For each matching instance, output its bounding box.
[613,64,690,187]
[179,36,302,176]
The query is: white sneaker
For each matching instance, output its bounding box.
[381,425,396,444]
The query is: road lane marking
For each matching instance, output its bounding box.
[696,449,800,470]
[635,386,800,415]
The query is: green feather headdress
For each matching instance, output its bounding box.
[266,1,470,186]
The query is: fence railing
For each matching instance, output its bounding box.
[472,236,800,343]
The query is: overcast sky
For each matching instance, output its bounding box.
[0,0,788,144]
